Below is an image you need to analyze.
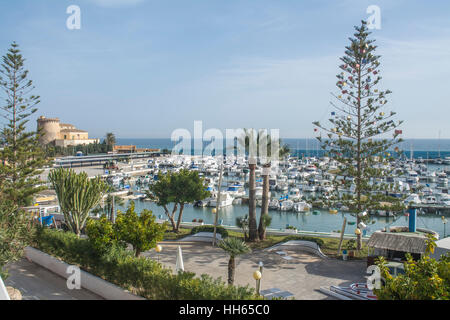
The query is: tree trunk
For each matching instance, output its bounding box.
[135,248,141,257]
[356,47,363,251]
[259,164,270,240]
[110,195,115,223]
[228,256,235,285]
[175,203,185,232]
[163,204,178,232]
[248,163,258,241]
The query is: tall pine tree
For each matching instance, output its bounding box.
[0,42,46,206]
[313,21,404,250]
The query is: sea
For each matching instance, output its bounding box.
[116,138,450,159]
[114,138,450,238]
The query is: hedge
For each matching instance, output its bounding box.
[34,228,256,300]
[190,225,229,238]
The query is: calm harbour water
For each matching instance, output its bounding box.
[119,200,448,238]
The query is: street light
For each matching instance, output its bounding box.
[258,261,264,294]
[442,216,448,238]
[355,228,362,235]
[155,244,162,263]
[253,270,262,296]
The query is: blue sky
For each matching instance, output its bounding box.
[1,0,449,139]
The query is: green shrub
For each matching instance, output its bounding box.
[34,228,256,300]
[114,202,167,257]
[86,216,118,254]
[190,225,229,238]
[0,204,36,278]
[86,203,167,257]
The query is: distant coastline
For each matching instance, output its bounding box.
[115,138,450,159]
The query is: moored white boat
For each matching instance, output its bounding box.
[293,201,312,212]
[209,192,234,208]
[279,199,294,211]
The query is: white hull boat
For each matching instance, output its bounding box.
[209,192,234,208]
[293,201,311,212]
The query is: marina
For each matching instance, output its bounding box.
[66,146,450,239]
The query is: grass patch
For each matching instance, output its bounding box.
[163,228,191,241]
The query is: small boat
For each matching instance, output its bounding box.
[329,209,338,214]
[303,184,317,192]
[279,200,294,211]
[209,192,234,208]
[194,200,209,207]
[403,193,421,205]
[269,199,280,210]
[423,195,438,204]
[288,188,302,202]
[226,184,246,198]
[293,201,311,212]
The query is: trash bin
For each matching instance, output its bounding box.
[342,249,348,261]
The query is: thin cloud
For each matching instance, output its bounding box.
[88,0,146,8]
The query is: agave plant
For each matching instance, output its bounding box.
[48,168,108,237]
[218,237,251,285]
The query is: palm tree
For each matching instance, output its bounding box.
[259,140,290,240]
[48,168,108,237]
[92,192,124,221]
[235,215,249,241]
[238,130,290,241]
[218,237,251,285]
[105,132,116,151]
[237,129,259,242]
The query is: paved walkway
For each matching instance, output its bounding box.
[4,259,103,300]
[143,241,367,300]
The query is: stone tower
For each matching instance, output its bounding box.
[37,116,60,145]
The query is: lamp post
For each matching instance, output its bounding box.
[155,244,162,263]
[258,261,264,293]
[253,270,262,296]
[212,162,223,247]
[354,228,361,255]
[442,216,448,238]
